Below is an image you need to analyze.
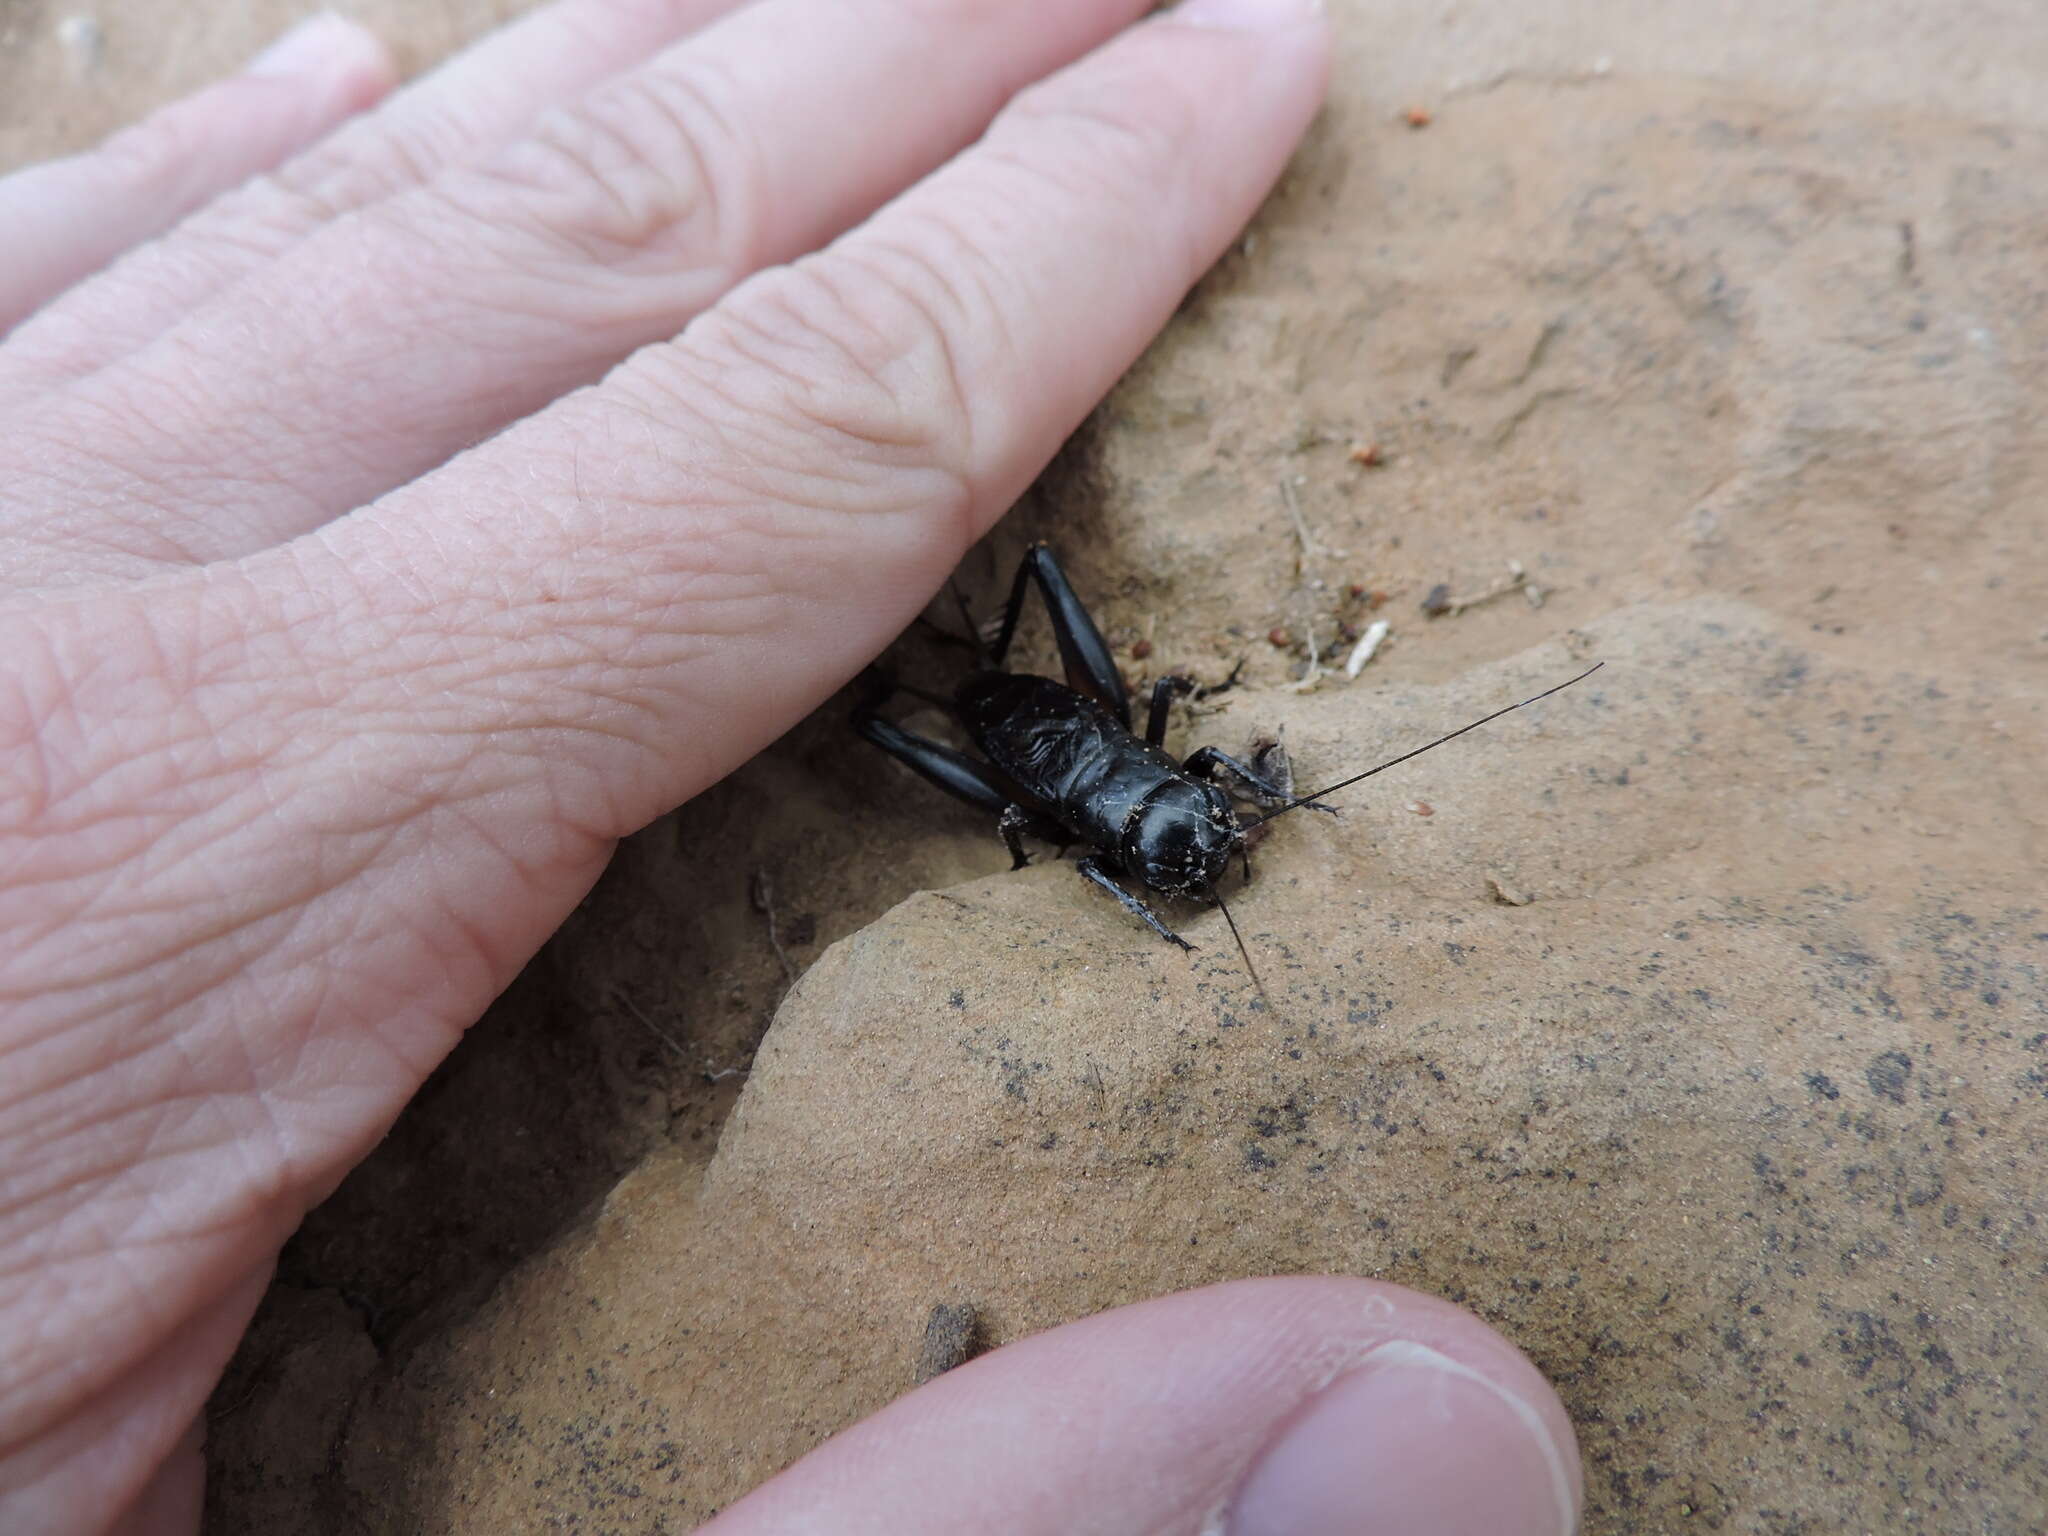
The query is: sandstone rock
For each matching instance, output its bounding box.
[334,602,2046,1531]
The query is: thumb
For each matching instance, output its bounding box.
[705,1275,1583,1536]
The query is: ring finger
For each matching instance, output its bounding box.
[0,15,393,341]
[0,0,1155,587]
[0,0,759,411]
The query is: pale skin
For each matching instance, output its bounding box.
[0,2,1585,1532]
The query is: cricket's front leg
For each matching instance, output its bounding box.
[1183,745,1339,815]
[1076,855,1195,951]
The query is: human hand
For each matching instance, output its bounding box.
[0,0,1579,1529]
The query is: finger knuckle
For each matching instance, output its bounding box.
[993,78,1210,271]
[981,84,1212,287]
[440,62,759,278]
[642,249,981,515]
[1002,75,1188,195]
[95,92,217,188]
[159,115,445,275]
[265,118,445,226]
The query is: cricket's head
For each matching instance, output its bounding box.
[1121,778,1238,898]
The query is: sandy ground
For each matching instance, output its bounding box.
[5,2,2046,1531]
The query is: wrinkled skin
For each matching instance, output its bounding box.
[0,2,1582,1532]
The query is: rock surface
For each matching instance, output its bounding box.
[5,1,2046,1532]
[331,603,2048,1533]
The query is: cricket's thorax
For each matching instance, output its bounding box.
[960,674,1164,838]
[957,672,1235,891]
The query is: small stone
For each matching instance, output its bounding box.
[1487,873,1533,906]
[914,1302,985,1384]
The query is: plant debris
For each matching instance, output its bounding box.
[1420,561,1542,617]
[1343,619,1392,677]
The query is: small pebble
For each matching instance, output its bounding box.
[1407,801,1435,817]
[1403,105,1433,128]
[1420,583,1452,616]
[1487,873,1533,906]
[914,1302,985,1384]
[57,14,104,79]
[1268,626,1294,648]
[1130,638,1153,660]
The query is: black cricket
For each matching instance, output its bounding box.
[858,543,1600,972]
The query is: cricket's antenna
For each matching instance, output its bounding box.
[1212,884,1268,1005]
[1256,662,1605,824]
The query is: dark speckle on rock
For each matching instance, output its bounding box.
[1865,1051,1912,1104]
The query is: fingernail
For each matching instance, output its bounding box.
[1228,1341,1579,1536]
[244,12,381,80]
[1173,0,1325,30]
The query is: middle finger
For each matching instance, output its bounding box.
[1,0,1153,586]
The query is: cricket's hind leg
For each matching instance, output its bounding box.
[856,712,1065,870]
[983,542,1131,728]
[1076,855,1195,952]
[855,713,1010,811]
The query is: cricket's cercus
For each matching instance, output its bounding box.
[857,543,1601,990]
